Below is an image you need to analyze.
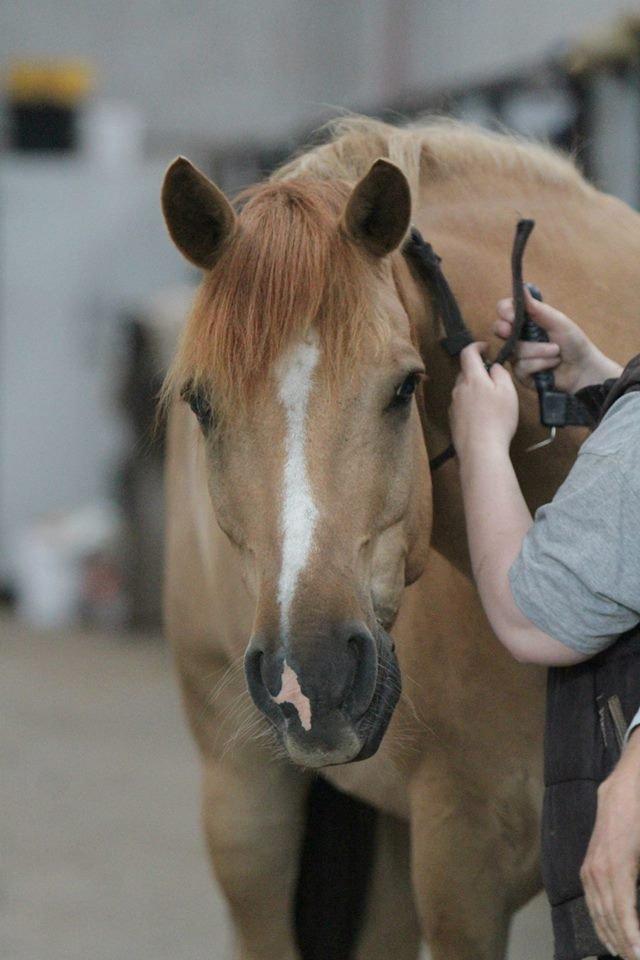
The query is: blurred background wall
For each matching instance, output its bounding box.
[0,0,636,147]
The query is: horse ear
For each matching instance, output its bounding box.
[342,158,411,257]
[162,157,236,270]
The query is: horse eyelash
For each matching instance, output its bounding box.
[181,382,214,429]
[387,371,425,411]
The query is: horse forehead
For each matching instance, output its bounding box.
[273,336,356,431]
[276,336,321,407]
[269,330,399,426]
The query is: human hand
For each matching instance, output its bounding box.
[450,342,519,459]
[581,731,640,960]
[494,288,621,393]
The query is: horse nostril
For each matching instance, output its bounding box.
[245,647,263,690]
[345,628,378,720]
[244,646,281,724]
[258,649,285,697]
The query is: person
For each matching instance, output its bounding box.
[449,290,640,960]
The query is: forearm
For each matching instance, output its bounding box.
[458,442,587,665]
[459,441,533,649]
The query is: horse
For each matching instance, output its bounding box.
[160,117,640,960]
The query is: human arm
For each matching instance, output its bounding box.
[450,343,590,666]
[450,337,640,666]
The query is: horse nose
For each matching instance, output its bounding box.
[244,621,378,729]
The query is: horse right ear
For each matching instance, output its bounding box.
[162,157,237,270]
[342,158,411,257]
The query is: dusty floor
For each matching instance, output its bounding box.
[2,613,555,960]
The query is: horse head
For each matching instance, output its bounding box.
[162,157,431,767]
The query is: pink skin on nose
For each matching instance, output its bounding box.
[273,661,312,731]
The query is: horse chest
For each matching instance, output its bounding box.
[318,752,410,820]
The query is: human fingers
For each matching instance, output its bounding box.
[494,296,569,355]
[586,884,619,958]
[459,341,489,377]
[515,340,561,361]
[493,318,513,341]
[498,290,572,337]
[610,873,640,960]
[496,298,515,322]
[512,355,562,380]
[522,288,573,337]
[493,300,514,342]
[507,340,561,367]
[489,362,513,386]
[583,863,624,957]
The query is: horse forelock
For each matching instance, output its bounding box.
[164,177,387,421]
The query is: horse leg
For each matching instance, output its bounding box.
[176,646,312,960]
[409,775,539,960]
[354,811,422,960]
[201,756,310,960]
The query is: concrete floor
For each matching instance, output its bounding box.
[2,613,555,960]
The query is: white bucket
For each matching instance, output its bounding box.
[15,503,122,629]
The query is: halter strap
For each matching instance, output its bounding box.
[402,228,475,359]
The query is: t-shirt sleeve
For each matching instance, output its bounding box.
[508,394,640,655]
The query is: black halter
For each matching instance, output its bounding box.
[402,218,592,471]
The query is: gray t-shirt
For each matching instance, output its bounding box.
[509,392,640,736]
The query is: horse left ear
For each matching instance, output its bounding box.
[161,157,236,270]
[342,158,411,257]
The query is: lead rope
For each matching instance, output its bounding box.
[402,218,592,471]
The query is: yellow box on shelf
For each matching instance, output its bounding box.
[6,59,94,106]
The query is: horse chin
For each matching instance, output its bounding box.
[280,631,401,770]
[284,728,363,769]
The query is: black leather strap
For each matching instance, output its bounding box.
[403,228,475,358]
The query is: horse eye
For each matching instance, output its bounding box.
[181,383,214,429]
[391,373,422,408]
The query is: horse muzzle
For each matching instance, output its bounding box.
[244,623,401,768]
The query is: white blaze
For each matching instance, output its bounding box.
[277,339,320,639]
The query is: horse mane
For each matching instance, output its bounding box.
[163,116,591,420]
[273,115,592,197]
